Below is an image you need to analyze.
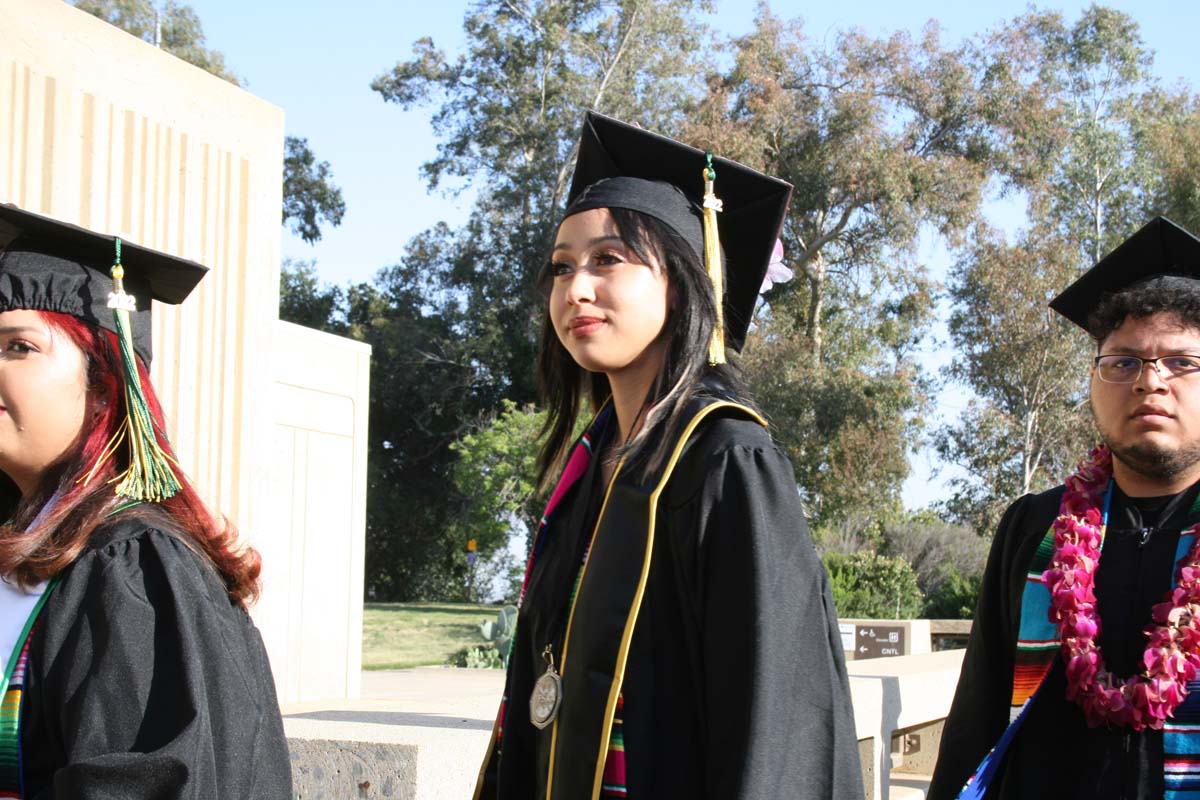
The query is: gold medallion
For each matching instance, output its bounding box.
[530,645,563,729]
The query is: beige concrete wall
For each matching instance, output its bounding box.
[0,0,283,527]
[262,321,370,702]
[0,0,370,704]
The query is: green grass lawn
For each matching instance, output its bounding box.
[363,602,503,670]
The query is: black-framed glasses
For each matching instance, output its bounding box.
[1093,354,1200,384]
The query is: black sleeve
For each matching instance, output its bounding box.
[685,439,863,800]
[22,526,292,800]
[926,497,1032,800]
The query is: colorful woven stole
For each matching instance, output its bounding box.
[0,584,55,799]
[0,630,35,798]
[959,488,1200,799]
[490,406,626,790]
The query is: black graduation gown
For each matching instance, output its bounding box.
[478,401,863,800]
[927,482,1200,800]
[18,510,293,799]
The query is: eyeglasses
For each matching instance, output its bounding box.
[1093,354,1200,384]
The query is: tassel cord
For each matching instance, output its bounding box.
[702,156,726,365]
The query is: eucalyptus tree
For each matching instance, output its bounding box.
[936,224,1095,532]
[363,0,716,598]
[1141,89,1200,233]
[683,9,992,525]
[372,0,716,402]
[980,5,1156,263]
[936,6,1198,532]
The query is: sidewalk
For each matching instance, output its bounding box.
[284,666,504,724]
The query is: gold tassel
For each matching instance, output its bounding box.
[83,239,182,502]
[702,154,726,365]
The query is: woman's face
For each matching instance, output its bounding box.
[0,310,89,496]
[549,208,671,377]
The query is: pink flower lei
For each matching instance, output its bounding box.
[1043,445,1200,730]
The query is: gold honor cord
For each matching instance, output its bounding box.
[546,402,768,800]
[702,153,726,366]
[83,238,182,502]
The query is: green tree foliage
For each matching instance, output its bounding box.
[75,1,346,246]
[880,512,989,596]
[359,1,718,598]
[685,9,993,524]
[371,0,716,404]
[987,6,1155,264]
[936,6,1182,533]
[936,226,1096,530]
[450,401,546,560]
[283,137,347,244]
[823,551,924,620]
[922,566,981,619]
[278,258,346,331]
[1141,89,1200,231]
[344,229,502,600]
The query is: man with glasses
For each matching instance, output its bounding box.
[929,217,1200,800]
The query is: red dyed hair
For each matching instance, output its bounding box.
[0,312,261,606]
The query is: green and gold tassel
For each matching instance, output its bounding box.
[93,238,181,502]
[702,153,726,365]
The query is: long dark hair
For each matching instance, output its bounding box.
[0,312,262,606]
[535,207,759,488]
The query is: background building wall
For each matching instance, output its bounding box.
[260,321,370,702]
[0,0,369,704]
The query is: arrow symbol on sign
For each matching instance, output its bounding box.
[859,646,868,653]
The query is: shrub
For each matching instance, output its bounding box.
[880,513,989,598]
[823,551,924,619]
[922,566,982,619]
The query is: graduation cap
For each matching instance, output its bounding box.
[1050,216,1200,331]
[0,203,207,365]
[565,110,793,360]
[0,203,209,503]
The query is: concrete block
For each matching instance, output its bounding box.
[289,738,417,800]
[848,650,964,800]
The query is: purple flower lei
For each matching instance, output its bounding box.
[1043,445,1200,729]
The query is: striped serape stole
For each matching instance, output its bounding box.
[491,406,610,758]
[0,630,33,798]
[600,693,627,797]
[1165,531,1200,799]
[1010,528,1060,720]
[956,527,1061,798]
[1166,682,1200,798]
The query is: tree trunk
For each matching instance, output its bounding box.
[807,252,826,362]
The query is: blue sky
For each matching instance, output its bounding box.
[187,0,1200,511]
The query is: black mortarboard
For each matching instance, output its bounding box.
[0,203,208,365]
[1050,216,1200,331]
[564,110,793,353]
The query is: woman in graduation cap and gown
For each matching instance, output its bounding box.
[0,204,292,798]
[474,111,863,800]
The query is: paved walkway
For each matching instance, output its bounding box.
[284,667,505,725]
[283,667,934,800]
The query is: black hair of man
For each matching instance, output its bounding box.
[1087,275,1200,347]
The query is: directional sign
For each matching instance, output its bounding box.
[854,624,905,659]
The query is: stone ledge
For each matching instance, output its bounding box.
[285,712,492,800]
[289,737,417,800]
